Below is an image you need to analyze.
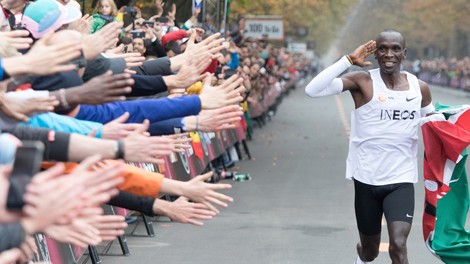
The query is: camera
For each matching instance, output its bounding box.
[125,6,137,17]
[130,30,145,39]
[143,21,155,28]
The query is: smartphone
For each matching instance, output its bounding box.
[125,6,136,15]
[143,21,155,28]
[130,30,145,39]
[6,141,45,210]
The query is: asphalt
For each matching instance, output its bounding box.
[94,80,470,264]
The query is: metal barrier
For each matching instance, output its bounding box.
[33,75,301,263]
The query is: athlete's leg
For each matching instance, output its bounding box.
[383,183,414,264]
[387,221,411,264]
[357,233,381,262]
[354,180,383,262]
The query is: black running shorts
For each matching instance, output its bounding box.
[354,179,414,236]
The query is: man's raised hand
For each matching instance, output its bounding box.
[199,74,245,109]
[349,40,376,67]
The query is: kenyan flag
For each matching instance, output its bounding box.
[420,103,470,263]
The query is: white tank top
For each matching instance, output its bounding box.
[345,68,422,185]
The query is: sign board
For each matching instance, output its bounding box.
[304,50,315,59]
[244,18,284,40]
[287,42,307,53]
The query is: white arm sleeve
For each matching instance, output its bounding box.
[305,56,352,98]
[421,102,435,117]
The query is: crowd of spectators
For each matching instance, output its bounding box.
[0,0,310,262]
[404,56,470,91]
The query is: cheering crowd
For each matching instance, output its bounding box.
[404,56,470,90]
[0,0,310,262]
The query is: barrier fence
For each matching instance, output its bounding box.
[32,73,302,264]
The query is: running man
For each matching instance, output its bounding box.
[305,30,434,264]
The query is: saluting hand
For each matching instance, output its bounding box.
[349,40,376,67]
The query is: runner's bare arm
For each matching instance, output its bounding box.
[419,80,432,108]
[419,80,434,116]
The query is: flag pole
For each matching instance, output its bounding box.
[222,0,228,38]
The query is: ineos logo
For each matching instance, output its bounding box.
[380,109,417,120]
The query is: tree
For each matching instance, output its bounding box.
[230,0,470,59]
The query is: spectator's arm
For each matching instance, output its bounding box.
[161,30,189,47]
[148,118,184,136]
[1,35,81,78]
[129,74,168,96]
[108,191,155,216]
[131,57,172,76]
[144,38,166,58]
[3,124,179,164]
[24,112,103,138]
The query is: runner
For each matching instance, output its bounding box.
[305,29,435,264]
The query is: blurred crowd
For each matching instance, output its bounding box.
[404,57,470,90]
[0,0,311,262]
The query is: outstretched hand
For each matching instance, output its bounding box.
[196,105,244,132]
[182,171,233,213]
[105,51,145,69]
[161,133,192,152]
[185,32,225,61]
[1,94,59,121]
[70,71,133,105]
[102,112,149,140]
[10,31,82,76]
[44,221,101,248]
[22,164,86,233]
[349,40,376,67]
[0,30,33,50]
[82,214,127,241]
[171,56,211,89]
[199,74,245,109]
[82,22,122,60]
[153,197,216,226]
[68,14,94,35]
[123,121,177,163]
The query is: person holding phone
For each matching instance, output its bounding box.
[138,19,166,59]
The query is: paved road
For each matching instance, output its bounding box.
[98,80,470,264]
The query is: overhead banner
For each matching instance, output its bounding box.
[244,16,284,40]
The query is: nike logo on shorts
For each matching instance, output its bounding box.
[406,96,418,102]
[406,214,413,218]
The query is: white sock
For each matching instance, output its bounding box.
[355,256,371,264]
